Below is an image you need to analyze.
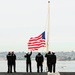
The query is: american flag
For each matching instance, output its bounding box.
[28,31,46,51]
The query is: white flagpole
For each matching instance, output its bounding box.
[45,0,50,72]
[47,0,50,53]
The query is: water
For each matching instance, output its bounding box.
[0,60,75,72]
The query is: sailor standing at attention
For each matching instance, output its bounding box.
[35,52,44,72]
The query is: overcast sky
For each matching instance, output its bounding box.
[0,0,75,52]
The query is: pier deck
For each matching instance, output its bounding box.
[0,72,75,75]
[0,72,47,75]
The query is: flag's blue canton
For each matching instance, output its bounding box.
[42,31,45,39]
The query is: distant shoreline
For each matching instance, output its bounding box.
[0,51,75,61]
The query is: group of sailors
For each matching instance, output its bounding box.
[6,51,56,73]
[6,51,16,73]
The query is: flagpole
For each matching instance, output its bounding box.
[46,1,50,72]
[47,0,50,53]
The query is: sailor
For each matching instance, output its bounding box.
[24,51,32,72]
[45,51,52,72]
[11,51,16,72]
[6,52,12,73]
[35,52,44,72]
[51,52,56,73]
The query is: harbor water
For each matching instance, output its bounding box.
[0,60,75,72]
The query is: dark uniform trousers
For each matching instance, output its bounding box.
[47,62,52,72]
[37,63,43,72]
[12,62,16,72]
[8,64,12,73]
[26,62,31,72]
[52,63,55,73]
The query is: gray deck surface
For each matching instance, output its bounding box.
[60,72,75,75]
[0,72,47,75]
[0,72,75,75]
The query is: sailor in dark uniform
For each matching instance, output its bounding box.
[35,52,44,72]
[6,52,12,73]
[45,51,52,72]
[24,51,32,72]
[11,51,16,72]
[51,52,56,73]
